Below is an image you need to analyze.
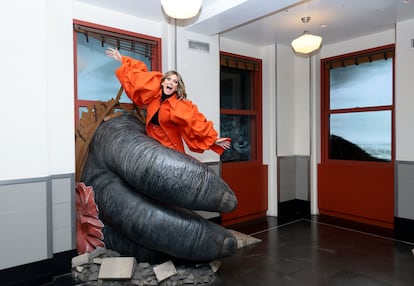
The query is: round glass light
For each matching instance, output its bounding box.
[291,32,323,54]
[161,0,202,19]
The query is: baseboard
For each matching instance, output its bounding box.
[278,199,311,220]
[394,216,414,243]
[0,249,77,286]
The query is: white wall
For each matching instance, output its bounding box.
[395,18,414,161]
[276,45,296,156]
[1,1,43,179]
[293,56,311,155]
[0,0,74,181]
[0,0,75,269]
[47,1,76,176]
[321,29,395,59]
[73,1,163,40]
[261,44,278,216]
[177,29,221,162]
[394,19,414,220]
[310,54,321,214]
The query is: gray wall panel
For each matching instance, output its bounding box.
[396,161,414,219]
[296,156,310,201]
[0,174,75,270]
[51,175,75,252]
[278,156,310,202]
[278,157,296,202]
[0,179,49,269]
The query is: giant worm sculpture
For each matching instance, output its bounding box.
[80,113,238,264]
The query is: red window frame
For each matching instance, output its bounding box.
[73,19,162,125]
[220,51,263,165]
[320,44,395,165]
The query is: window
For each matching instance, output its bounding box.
[220,53,262,163]
[73,21,161,123]
[321,46,394,162]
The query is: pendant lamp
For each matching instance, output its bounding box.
[291,17,322,54]
[161,0,202,19]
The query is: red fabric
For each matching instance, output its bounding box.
[115,56,223,155]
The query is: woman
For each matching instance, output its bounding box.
[105,47,230,155]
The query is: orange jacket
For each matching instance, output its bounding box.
[115,56,223,155]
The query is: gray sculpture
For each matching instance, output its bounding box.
[80,113,238,264]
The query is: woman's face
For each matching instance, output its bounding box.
[161,74,179,95]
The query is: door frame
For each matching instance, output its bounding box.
[318,45,395,229]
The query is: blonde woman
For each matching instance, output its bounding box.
[106,47,230,155]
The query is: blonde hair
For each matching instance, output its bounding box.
[161,71,187,100]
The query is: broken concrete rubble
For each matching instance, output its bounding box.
[71,247,218,285]
[71,230,261,285]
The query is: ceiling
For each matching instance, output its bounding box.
[76,0,414,47]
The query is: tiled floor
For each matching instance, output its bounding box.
[212,217,414,285]
[44,216,414,286]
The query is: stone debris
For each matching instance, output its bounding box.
[98,257,136,279]
[72,252,91,268]
[71,248,218,285]
[93,257,103,264]
[90,246,107,259]
[228,229,262,248]
[209,260,221,273]
[153,261,177,282]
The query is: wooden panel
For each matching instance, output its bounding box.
[221,164,268,225]
[318,163,394,229]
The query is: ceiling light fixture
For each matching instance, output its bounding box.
[291,16,323,54]
[161,0,202,19]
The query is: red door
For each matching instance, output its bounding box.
[318,45,395,229]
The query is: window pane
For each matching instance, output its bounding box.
[220,67,252,110]
[329,111,391,161]
[220,114,256,162]
[76,33,152,103]
[330,60,392,109]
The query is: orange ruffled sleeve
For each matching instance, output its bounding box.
[115,56,163,107]
[170,100,224,155]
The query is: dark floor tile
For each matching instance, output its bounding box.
[40,274,76,286]
[323,270,390,286]
[37,217,414,286]
[209,219,414,286]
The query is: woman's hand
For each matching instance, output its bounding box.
[215,137,231,150]
[105,47,122,62]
